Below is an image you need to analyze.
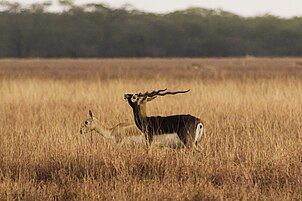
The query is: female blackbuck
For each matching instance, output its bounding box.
[124,89,204,148]
[79,110,183,148]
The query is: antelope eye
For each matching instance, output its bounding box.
[85,121,88,125]
[131,96,137,102]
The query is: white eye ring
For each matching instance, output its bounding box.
[131,95,138,102]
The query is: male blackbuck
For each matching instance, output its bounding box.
[124,89,204,148]
[79,110,183,148]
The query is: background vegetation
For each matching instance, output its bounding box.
[0,0,302,58]
[0,58,301,200]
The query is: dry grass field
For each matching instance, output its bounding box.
[0,58,301,200]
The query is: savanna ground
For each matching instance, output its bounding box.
[0,58,301,200]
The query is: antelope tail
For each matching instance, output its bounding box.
[194,122,204,146]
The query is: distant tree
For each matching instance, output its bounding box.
[0,1,301,57]
[29,1,52,13]
[0,1,22,13]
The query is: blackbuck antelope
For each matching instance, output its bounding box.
[124,89,204,148]
[79,110,183,148]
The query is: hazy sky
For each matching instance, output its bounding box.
[12,0,302,17]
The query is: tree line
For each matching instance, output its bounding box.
[0,0,301,58]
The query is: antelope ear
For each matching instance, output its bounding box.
[147,96,157,102]
[89,110,94,119]
[138,96,146,104]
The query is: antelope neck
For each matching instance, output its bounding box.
[132,104,148,132]
[94,123,116,143]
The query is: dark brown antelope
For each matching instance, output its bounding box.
[124,89,204,148]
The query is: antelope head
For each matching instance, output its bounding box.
[80,110,99,135]
[124,88,190,107]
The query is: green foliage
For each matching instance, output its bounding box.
[0,1,301,57]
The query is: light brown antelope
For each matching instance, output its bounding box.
[124,89,204,148]
[79,110,183,148]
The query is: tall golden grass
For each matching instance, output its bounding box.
[0,58,301,200]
